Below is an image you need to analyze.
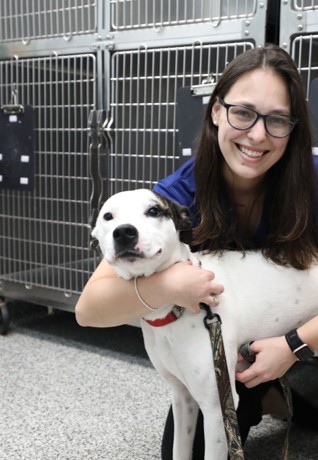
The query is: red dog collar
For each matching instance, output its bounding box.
[143,306,184,327]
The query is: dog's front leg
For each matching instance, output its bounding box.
[171,385,199,460]
[201,407,228,460]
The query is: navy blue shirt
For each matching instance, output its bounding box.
[153,157,197,222]
[154,157,196,209]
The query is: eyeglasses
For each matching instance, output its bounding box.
[219,98,298,138]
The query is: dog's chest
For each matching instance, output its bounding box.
[140,312,215,383]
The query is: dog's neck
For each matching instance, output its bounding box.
[114,241,194,321]
[138,242,196,322]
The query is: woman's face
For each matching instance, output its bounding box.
[212,69,291,187]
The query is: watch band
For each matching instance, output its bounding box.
[285,329,314,361]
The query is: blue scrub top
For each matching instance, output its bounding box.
[154,157,196,216]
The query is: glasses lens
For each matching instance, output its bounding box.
[266,115,295,137]
[228,106,257,130]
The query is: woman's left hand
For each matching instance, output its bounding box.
[235,336,298,388]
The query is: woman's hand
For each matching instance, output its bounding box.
[159,260,224,314]
[235,336,298,388]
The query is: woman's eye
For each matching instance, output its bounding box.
[268,116,288,126]
[147,206,162,217]
[103,212,113,221]
[233,108,254,120]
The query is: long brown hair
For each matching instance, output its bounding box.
[193,44,318,269]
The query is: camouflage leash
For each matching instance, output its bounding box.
[201,303,245,460]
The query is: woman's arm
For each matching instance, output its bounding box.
[298,316,318,351]
[75,258,224,328]
[235,315,318,388]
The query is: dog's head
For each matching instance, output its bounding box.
[91,189,193,279]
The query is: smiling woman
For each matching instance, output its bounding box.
[75,45,318,460]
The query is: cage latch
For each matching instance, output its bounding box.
[1,88,24,114]
[191,75,216,97]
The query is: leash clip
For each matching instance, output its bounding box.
[200,302,222,330]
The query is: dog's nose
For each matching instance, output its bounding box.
[113,224,138,246]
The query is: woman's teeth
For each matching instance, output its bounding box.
[239,145,264,158]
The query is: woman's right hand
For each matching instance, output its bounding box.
[157,261,224,314]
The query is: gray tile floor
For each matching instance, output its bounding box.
[1,302,317,460]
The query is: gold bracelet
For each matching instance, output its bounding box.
[134,277,157,312]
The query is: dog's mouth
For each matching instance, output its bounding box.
[115,248,162,262]
[115,249,145,262]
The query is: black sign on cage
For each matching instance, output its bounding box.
[0,103,34,192]
[176,77,216,166]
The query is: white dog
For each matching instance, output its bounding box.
[92,188,318,460]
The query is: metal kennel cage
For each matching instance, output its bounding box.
[0,0,97,46]
[110,0,260,30]
[0,1,102,326]
[108,0,267,49]
[0,53,99,313]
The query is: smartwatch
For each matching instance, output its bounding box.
[285,328,315,361]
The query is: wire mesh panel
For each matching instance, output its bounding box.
[105,41,254,195]
[110,0,257,30]
[0,54,97,303]
[291,35,318,97]
[293,0,318,10]
[0,0,97,42]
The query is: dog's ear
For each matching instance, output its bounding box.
[172,203,193,245]
[155,193,193,245]
[90,226,100,252]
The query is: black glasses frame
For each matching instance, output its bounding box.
[219,98,298,138]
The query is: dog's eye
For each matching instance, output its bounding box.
[147,206,162,218]
[103,212,113,221]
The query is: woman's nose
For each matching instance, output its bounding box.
[247,117,268,142]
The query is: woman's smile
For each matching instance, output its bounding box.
[236,143,270,160]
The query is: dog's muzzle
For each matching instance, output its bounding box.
[113,224,143,259]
